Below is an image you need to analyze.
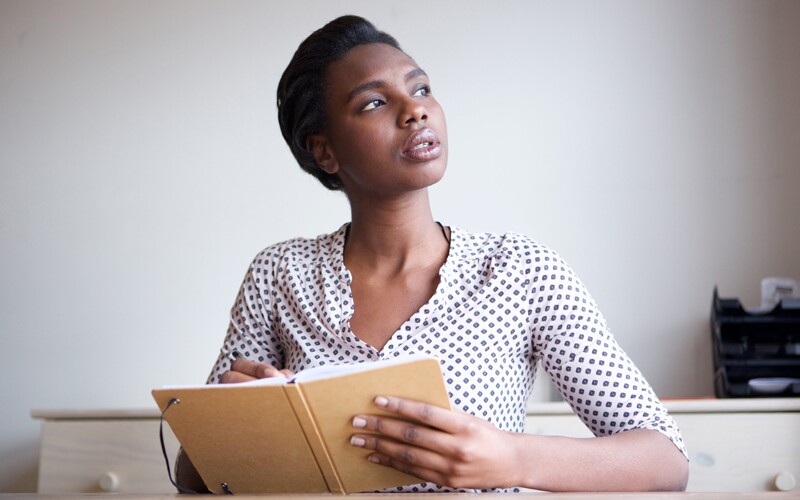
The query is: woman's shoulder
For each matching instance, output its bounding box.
[248,225,346,269]
[450,227,562,263]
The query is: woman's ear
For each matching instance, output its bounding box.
[307,135,339,175]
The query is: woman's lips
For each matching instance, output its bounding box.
[402,128,442,162]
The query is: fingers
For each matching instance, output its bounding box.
[363,450,448,486]
[233,358,287,378]
[351,412,451,452]
[218,358,292,384]
[219,370,257,384]
[372,395,466,434]
[350,430,452,473]
[349,398,511,489]
[349,397,476,460]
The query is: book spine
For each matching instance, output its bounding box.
[283,384,344,494]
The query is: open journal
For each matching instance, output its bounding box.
[151,355,451,494]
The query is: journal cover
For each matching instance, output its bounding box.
[152,355,450,494]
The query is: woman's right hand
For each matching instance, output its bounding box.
[218,357,295,384]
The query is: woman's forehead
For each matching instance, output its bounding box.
[326,43,420,91]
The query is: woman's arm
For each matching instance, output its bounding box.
[350,395,688,492]
[518,428,689,491]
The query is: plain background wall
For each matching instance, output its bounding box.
[1,0,799,492]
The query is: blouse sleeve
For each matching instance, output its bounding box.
[527,246,688,459]
[206,250,286,384]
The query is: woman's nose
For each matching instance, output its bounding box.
[398,97,427,127]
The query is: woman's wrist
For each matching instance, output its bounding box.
[508,431,547,490]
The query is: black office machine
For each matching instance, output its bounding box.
[711,287,800,397]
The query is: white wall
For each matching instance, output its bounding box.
[2,0,799,492]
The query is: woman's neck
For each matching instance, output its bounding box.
[344,189,448,274]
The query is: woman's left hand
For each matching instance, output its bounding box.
[349,395,521,489]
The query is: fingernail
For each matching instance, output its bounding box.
[368,455,381,464]
[374,396,389,407]
[352,416,367,428]
[350,436,366,447]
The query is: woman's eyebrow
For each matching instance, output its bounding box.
[345,67,429,103]
[346,80,385,103]
[405,67,428,81]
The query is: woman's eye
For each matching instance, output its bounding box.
[361,99,385,111]
[413,85,430,97]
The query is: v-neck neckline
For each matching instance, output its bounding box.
[333,223,457,356]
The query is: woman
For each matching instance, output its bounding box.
[207,15,689,492]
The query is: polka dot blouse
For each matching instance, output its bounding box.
[207,224,688,492]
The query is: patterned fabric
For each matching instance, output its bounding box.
[207,224,688,492]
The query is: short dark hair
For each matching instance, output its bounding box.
[276,15,402,190]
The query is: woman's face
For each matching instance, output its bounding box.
[311,43,448,199]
